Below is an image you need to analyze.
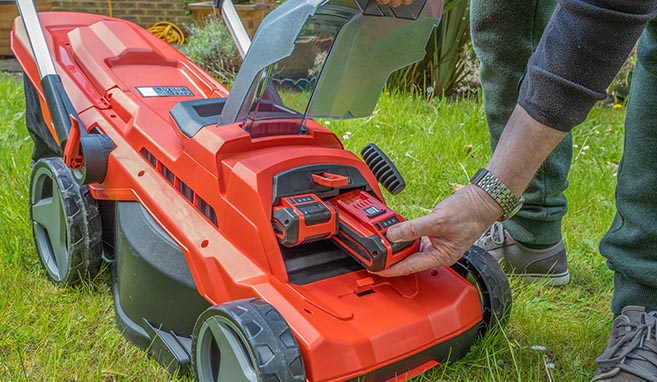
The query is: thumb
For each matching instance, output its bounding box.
[386,214,438,242]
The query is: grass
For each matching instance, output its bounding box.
[0,72,625,381]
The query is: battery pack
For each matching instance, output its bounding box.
[328,190,419,271]
[272,194,338,247]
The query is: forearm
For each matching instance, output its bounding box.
[486,105,567,198]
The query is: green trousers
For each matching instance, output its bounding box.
[470,0,569,248]
[599,19,657,314]
[471,1,657,313]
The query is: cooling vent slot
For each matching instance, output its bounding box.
[139,148,218,226]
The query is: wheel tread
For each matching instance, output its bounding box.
[192,299,306,382]
[29,157,103,285]
[451,246,513,336]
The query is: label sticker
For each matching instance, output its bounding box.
[136,86,194,97]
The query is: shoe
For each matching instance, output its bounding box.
[475,222,570,286]
[592,306,657,382]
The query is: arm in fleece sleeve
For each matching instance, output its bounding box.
[518,0,657,131]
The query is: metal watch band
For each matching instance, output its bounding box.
[470,169,524,221]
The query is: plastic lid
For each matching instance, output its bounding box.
[219,0,443,126]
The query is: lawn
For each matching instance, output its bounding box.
[0,71,625,381]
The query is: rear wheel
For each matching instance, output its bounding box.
[451,246,512,336]
[29,157,103,285]
[192,299,306,382]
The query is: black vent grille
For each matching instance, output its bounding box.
[140,148,218,227]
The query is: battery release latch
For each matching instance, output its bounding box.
[312,172,349,188]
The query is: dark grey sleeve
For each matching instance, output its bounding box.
[518,0,657,132]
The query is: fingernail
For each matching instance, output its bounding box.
[386,228,399,242]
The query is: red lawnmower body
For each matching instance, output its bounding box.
[12,9,489,382]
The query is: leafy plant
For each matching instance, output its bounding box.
[184,16,242,84]
[608,49,636,105]
[388,0,471,97]
[183,0,195,16]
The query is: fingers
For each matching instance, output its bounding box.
[377,186,505,278]
[373,241,448,277]
[375,0,391,4]
[417,236,433,251]
[389,0,402,7]
[386,214,439,243]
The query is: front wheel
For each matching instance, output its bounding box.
[192,298,306,382]
[451,246,512,336]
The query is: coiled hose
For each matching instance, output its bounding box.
[148,21,185,44]
[107,0,185,44]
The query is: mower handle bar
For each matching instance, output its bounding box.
[14,0,83,149]
[214,0,251,58]
[15,0,56,77]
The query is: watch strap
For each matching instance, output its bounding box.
[470,168,524,221]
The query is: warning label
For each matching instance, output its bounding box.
[136,86,194,97]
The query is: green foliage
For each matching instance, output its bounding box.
[388,0,471,97]
[608,50,636,105]
[184,17,242,84]
[182,0,195,16]
[0,73,627,381]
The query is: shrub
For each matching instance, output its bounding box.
[184,17,242,84]
[387,0,471,97]
[608,49,636,105]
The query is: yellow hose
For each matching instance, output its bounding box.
[106,0,184,44]
[148,21,185,44]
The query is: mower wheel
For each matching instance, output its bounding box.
[451,246,512,337]
[29,157,103,285]
[192,299,306,382]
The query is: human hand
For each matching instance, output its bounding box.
[374,185,503,277]
[375,0,413,8]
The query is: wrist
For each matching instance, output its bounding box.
[470,168,524,221]
[464,184,506,223]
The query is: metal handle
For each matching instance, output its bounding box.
[15,0,57,77]
[14,0,115,186]
[16,0,77,150]
[215,0,251,58]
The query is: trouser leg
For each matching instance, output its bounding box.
[600,19,657,315]
[471,0,570,247]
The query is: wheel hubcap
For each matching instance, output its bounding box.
[196,315,258,382]
[31,167,68,282]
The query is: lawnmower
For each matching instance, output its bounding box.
[11,0,512,380]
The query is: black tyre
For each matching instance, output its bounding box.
[192,299,306,382]
[29,157,103,285]
[451,246,512,336]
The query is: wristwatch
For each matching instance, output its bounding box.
[470,168,524,221]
